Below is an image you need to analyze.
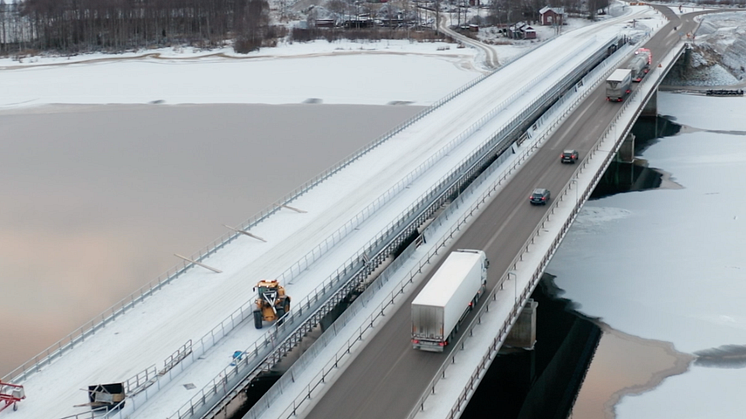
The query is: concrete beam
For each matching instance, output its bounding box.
[223,224,267,242]
[281,204,307,213]
[174,254,222,273]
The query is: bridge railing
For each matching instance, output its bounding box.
[165,71,552,419]
[224,32,636,419]
[244,125,523,419]
[137,34,613,419]
[405,33,676,418]
[433,41,687,419]
[49,36,570,418]
[1,51,505,387]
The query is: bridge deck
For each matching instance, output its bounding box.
[294,6,697,419]
[6,13,642,419]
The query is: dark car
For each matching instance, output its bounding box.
[560,149,579,163]
[529,188,551,205]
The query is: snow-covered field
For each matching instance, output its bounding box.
[0,40,480,107]
[664,11,746,86]
[0,5,668,109]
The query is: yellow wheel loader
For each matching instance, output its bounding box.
[252,279,291,329]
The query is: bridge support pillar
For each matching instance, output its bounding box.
[618,133,635,163]
[641,89,657,117]
[505,299,538,350]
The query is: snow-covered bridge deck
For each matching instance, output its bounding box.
[3,7,661,419]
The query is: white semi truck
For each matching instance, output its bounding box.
[606,68,632,102]
[411,249,488,352]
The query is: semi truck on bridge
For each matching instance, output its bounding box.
[606,68,632,102]
[411,249,488,352]
[629,48,652,81]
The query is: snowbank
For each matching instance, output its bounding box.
[665,11,746,86]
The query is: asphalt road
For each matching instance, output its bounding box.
[303,9,697,419]
[437,16,500,68]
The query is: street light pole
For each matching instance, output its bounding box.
[571,178,578,207]
[508,270,518,304]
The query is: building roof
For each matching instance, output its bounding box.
[539,6,565,15]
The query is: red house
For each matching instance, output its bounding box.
[539,6,565,26]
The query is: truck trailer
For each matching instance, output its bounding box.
[629,48,652,82]
[411,249,488,352]
[628,55,648,82]
[636,47,652,68]
[606,68,632,102]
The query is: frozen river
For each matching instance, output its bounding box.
[4,92,743,419]
[549,91,746,418]
[0,103,423,376]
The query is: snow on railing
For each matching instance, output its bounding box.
[47,32,608,419]
[250,126,520,419]
[414,39,688,419]
[164,94,532,419]
[0,50,501,387]
[241,32,674,419]
[166,34,637,419]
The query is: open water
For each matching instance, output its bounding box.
[464,91,746,419]
[0,103,423,376]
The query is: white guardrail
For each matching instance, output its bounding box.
[243,29,684,419]
[51,38,575,419]
[1,50,502,387]
[155,32,638,419]
[162,48,591,419]
[414,42,689,419]
[59,31,621,419]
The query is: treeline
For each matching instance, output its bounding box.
[0,0,275,55]
[485,0,611,25]
[290,27,446,43]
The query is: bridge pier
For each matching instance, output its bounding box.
[505,299,538,349]
[618,133,635,163]
[641,89,657,117]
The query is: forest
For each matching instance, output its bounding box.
[9,0,727,57]
[0,0,274,54]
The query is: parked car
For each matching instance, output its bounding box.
[529,188,551,205]
[560,149,579,163]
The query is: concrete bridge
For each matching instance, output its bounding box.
[1,5,704,419]
[242,7,697,419]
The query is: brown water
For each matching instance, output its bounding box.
[569,324,694,419]
[0,103,424,376]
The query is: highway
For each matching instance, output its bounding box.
[5,12,636,419]
[303,8,698,419]
[437,15,500,68]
